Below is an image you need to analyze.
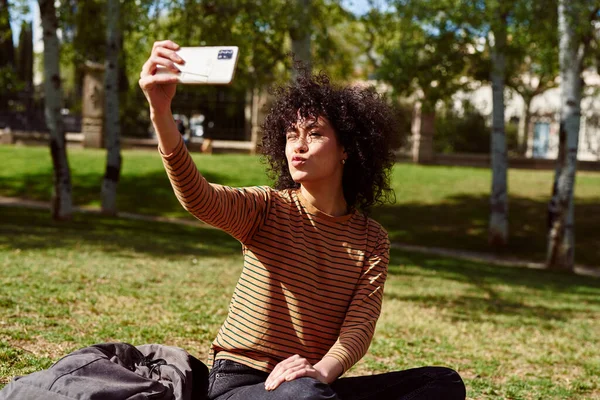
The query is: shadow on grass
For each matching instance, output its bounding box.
[2,203,599,327]
[388,249,600,325]
[374,194,600,267]
[0,170,230,219]
[0,206,241,259]
[2,171,599,266]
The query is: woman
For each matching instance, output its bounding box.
[139,40,466,400]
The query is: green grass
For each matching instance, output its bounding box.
[1,145,599,266]
[1,206,599,399]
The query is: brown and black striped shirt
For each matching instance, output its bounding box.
[161,139,390,374]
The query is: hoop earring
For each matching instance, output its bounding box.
[342,159,346,165]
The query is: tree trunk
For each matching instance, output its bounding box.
[290,0,311,78]
[488,14,509,247]
[518,96,532,155]
[546,0,583,271]
[101,0,122,215]
[39,0,73,220]
[411,100,435,164]
[250,87,267,155]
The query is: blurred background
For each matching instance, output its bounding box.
[1,0,597,152]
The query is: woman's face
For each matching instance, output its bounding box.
[284,115,347,186]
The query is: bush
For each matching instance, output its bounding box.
[434,101,491,154]
[505,121,520,155]
[0,66,25,110]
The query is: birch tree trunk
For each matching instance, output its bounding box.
[39,0,73,220]
[290,0,311,78]
[546,0,584,271]
[101,0,122,215]
[488,12,509,247]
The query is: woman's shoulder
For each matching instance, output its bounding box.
[347,210,388,237]
[364,215,389,240]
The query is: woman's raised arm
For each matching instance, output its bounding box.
[138,40,184,154]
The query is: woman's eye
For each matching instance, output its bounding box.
[309,132,321,137]
[286,134,298,141]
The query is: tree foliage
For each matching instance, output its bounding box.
[16,20,33,90]
[366,1,476,111]
[0,0,15,68]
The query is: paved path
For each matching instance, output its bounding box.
[2,196,598,278]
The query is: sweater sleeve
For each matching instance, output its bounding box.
[324,227,390,374]
[159,138,270,243]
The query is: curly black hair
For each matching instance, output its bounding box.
[261,70,399,214]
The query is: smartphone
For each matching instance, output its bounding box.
[156,46,239,85]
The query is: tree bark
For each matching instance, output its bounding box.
[39,0,73,220]
[290,0,311,78]
[488,13,509,247]
[546,0,584,271]
[101,0,122,215]
[411,100,435,164]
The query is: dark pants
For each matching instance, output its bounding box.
[207,359,466,400]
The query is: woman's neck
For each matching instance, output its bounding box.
[300,183,348,217]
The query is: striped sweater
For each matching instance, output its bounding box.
[161,139,390,375]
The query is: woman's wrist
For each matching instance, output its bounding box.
[313,357,343,384]
[150,109,180,154]
[150,108,173,123]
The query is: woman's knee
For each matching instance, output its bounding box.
[272,376,338,400]
[424,366,466,399]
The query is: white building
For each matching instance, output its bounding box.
[455,70,600,161]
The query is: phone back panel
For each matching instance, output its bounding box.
[156,46,239,85]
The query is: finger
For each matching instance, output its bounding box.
[148,55,181,73]
[276,354,301,369]
[267,366,316,391]
[265,367,283,388]
[155,47,185,65]
[140,60,155,78]
[284,366,318,382]
[139,55,179,79]
[265,355,301,387]
[265,356,306,389]
[152,40,180,51]
[138,74,178,91]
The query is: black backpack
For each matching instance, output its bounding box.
[0,342,209,400]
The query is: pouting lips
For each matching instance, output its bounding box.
[291,156,307,167]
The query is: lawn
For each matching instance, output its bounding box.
[1,145,599,266]
[1,206,599,399]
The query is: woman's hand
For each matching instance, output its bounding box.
[264,354,327,391]
[138,40,184,116]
